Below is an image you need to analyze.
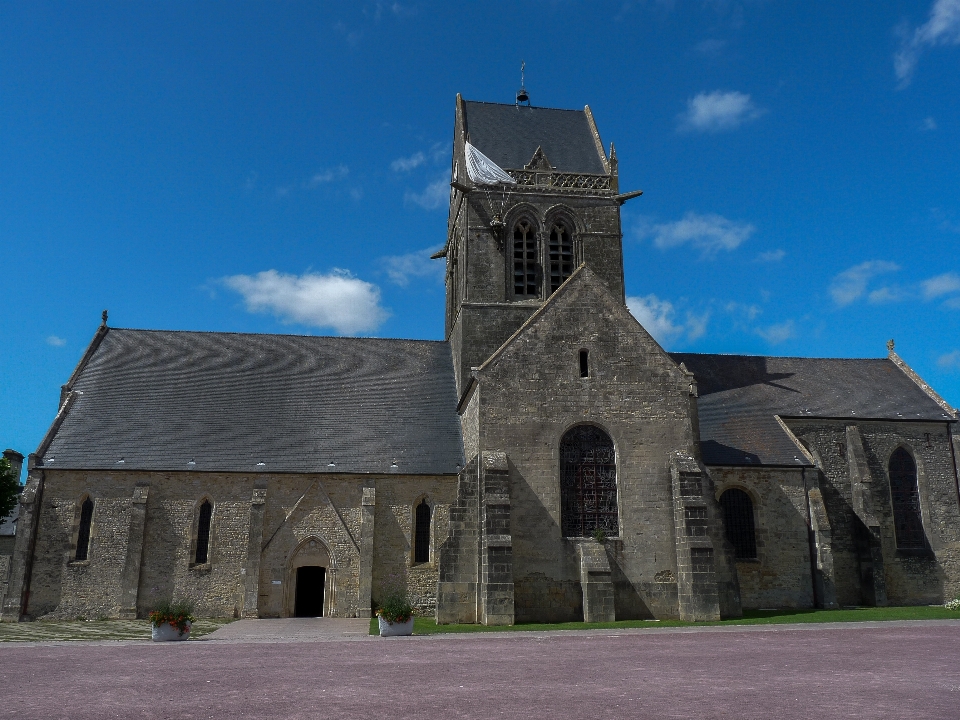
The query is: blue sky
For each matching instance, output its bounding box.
[3,1,960,477]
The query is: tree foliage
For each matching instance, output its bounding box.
[0,457,20,522]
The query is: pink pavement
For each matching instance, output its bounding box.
[2,621,959,719]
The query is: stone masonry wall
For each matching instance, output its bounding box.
[709,466,815,609]
[789,419,960,606]
[370,476,455,617]
[25,469,456,621]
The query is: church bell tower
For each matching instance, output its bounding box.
[436,93,642,395]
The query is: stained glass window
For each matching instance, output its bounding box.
[560,425,618,538]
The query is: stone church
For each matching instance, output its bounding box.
[3,93,960,625]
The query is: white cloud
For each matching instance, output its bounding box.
[391,152,425,172]
[895,0,960,87]
[938,350,960,370]
[404,174,449,210]
[46,335,66,347]
[380,247,445,287]
[725,301,762,322]
[868,286,907,304]
[677,90,764,133]
[755,320,795,344]
[640,212,755,257]
[222,269,389,335]
[922,116,938,130]
[626,294,708,344]
[829,261,900,306]
[307,165,349,187]
[922,272,960,298]
[756,249,785,263]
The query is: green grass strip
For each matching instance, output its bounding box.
[370,605,960,636]
[0,617,234,642]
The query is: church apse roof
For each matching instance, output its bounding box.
[461,100,607,174]
[670,353,955,467]
[41,329,464,475]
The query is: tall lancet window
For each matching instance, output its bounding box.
[889,448,926,550]
[548,221,574,294]
[560,425,619,538]
[719,488,757,559]
[513,219,540,297]
[195,500,213,564]
[414,499,431,563]
[75,497,94,561]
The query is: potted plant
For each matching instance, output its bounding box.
[376,579,414,637]
[149,600,196,642]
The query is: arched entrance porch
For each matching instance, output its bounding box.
[284,537,337,617]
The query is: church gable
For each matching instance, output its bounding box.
[478,265,691,411]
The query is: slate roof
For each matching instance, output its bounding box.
[462,100,607,175]
[42,329,464,475]
[670,353,955,467]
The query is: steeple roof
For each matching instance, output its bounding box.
[461,100,607,175]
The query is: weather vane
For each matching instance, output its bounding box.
[516,61,530,106]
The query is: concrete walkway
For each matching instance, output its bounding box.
[2,621,959,718]
[202,617,373,643]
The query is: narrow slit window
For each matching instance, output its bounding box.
[579,349,589,378]
[195,500,212,564]
[513,220,540,297]
[75,498,94,561]
[414,500,431,563]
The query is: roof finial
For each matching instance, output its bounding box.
[887,338,895,355]
[516,61,530,107]
[101,309,108,327]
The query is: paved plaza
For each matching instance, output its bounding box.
[2,619,959,719]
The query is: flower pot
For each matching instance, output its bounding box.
[151,620,192,642]
[378,616,414,637]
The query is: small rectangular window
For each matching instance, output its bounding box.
[579,349,589,378]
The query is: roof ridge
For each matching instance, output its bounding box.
[670,351,888,362]
[461,99,586,113]
[107,327,448,344]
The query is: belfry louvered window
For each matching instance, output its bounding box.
[719,489,757,559]
[414,500,431,563]
[548,221,574,294]
[889,448,926,549]
[75,498,94,561]
[560,425,618,538]
[195,500,212,564]
[513,219,539,296]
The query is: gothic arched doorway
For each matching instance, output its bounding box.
[285,537,335,617]
[295,566,326,617]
